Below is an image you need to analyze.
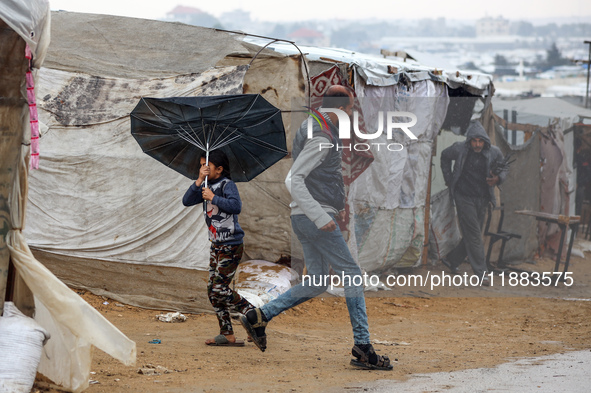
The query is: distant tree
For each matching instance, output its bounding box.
[545,42,570,69]
[494,54,509,66]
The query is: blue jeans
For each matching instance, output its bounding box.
[261,214,370,345]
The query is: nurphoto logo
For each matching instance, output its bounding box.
[306,107,419,152]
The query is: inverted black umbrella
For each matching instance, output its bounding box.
[130,94,287,183]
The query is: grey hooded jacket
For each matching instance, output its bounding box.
[440,121,507,206]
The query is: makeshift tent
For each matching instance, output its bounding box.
[24,12,493,311]
[1,2,135,392]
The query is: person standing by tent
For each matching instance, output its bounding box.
[183,150,254,346]
[240,85,393,370]
[440,121,508,285]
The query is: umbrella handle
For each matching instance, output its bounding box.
[204,146,210,188]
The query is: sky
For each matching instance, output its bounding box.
[49,0,591,23]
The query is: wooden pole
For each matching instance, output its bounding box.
[0,20,28,315]
[422,147,435,265]
[585,40,591,109]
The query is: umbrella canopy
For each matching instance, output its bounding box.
[130,94,287,182]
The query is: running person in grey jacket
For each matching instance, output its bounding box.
[240,85,393,370]
[440,121,508,284]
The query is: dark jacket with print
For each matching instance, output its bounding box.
[182,176,244,245]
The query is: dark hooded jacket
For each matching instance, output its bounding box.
[440,121,507,206]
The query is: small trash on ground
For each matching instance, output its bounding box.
[156,312,187,322]
[148,339,161,344]
[138,364,171,375]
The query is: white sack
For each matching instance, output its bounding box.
[0,302,49,393]
[235,260,296,306]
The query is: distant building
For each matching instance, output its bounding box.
[165,5,221,28]
[288,28,329,47]
[476,16,510,37]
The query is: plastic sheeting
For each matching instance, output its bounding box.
[348,78,450,271]
[491,98,577,261]
[494,126,541,262]
[44,11,249,79]
[26,65,248,270]
[251,40,493,96]
[8,230,136,393]
[428,189,461,262]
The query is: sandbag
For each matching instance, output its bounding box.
[0,301,50,392]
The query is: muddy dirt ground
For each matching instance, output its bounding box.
[33,241,591,393]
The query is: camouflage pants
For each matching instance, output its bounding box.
[208,243,253,335]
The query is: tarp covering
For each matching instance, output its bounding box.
[495,126,541,262]
[348,77,450,270]
[0,16,29,310]
[255,40,493,96]
[44,12,249,79]
[8,231,136,393]
[428,189,462,262]
[28,65,248,269]
[492,98,578,260]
